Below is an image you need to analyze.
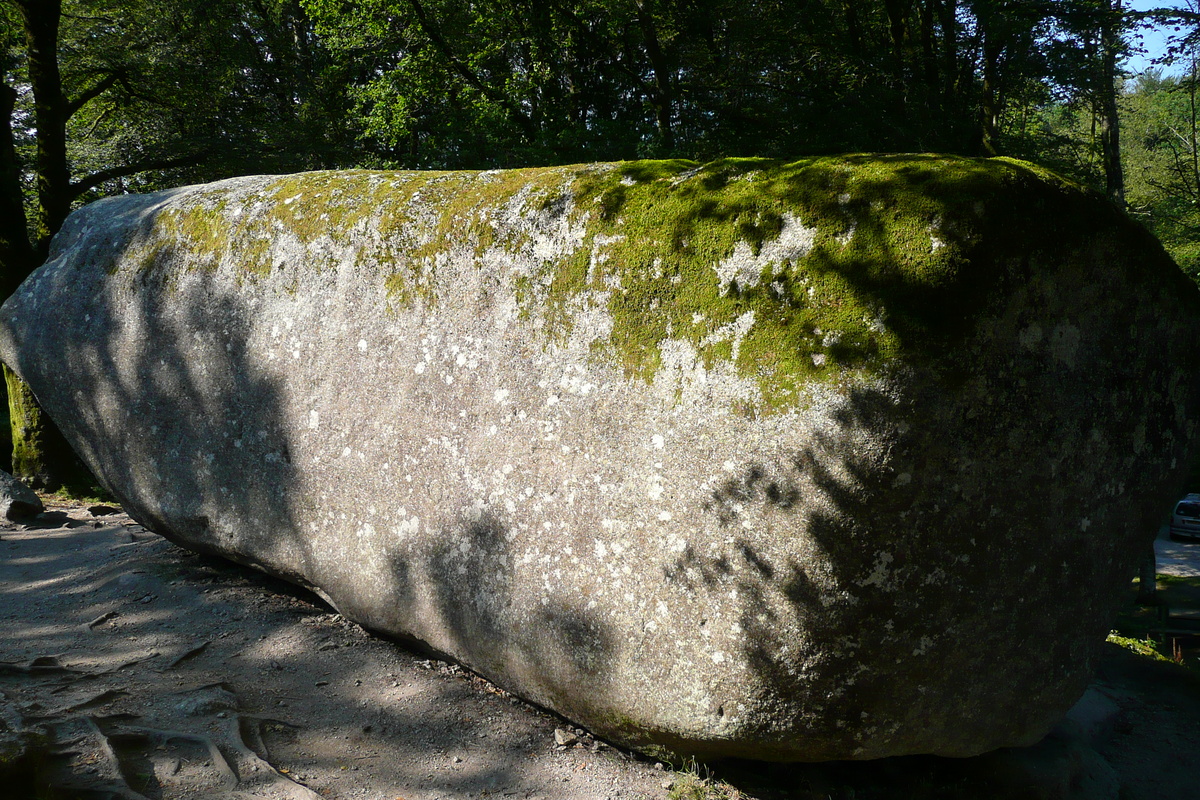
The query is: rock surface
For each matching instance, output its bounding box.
[0,470,43,520]
[1,156,1199,761]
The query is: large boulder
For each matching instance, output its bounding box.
[1,156,1198,761]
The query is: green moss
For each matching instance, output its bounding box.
[145,167,577,306]
[522,153,1099,410]
[132,155,1112,414]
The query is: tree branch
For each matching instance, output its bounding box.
[66,71,121,119]
[1127,8,1200,24]
[404,0,537,138]
[70,151,208,199]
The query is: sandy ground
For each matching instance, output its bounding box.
[3,503,1200,800]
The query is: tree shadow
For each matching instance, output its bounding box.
[0,516,632,799]
[377,508,619,731]
[0,187,625,791]
[4,154,1197,783]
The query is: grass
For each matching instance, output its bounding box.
[667,757,743,800]
[40,484,116,506]
[1105,631,1175,662]
[1108,572,1200,668]
[1154,574,1200,590]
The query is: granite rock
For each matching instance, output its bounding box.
[0,469,43,520]
[2,156,1198,761]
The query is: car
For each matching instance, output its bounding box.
[1170,493,1200,542]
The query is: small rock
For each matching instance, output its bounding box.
[0,471,42,521]
[0,698,31,771]
[554,728,579,747]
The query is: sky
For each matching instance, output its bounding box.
[1124,0,1189,75]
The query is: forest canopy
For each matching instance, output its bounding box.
[1,2,1196,247]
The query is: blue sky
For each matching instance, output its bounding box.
[1125,0,1188,75]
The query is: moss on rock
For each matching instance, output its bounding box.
[549,155,1099,405]
[132,155,1120,412]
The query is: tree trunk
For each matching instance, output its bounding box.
[634,0,676,153]
[842,0,863,58]
[920,0,938,86]
[883,0,908,77]
[1190,59,1200,202]
[0,82,36,300]
[1136,541,1157,605]
[979,36,1001,155]
[1098,0,1126,207]
[16,0,72,258]
[937,0,958,101]
[3,364,86,491]
[6,0,96,493]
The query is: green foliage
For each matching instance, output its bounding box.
[1154,574,1200,590]
[1111,569,1200,671]
[60,0,354,191]
[1106,631,1175,662]
[2,363,94,492]
[1121,66,1200,278]
[6,0,1200,476]
[299,0,1111,168]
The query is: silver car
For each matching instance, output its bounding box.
[1170,493,1200,541]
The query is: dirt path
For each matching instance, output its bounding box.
[1156,524,1200,577]
[3,503,1200,800]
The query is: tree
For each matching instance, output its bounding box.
[1048,0,1130,205]
[1122,67,1200,274]
[2,0,114,489]
[1137,543,1158,605]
